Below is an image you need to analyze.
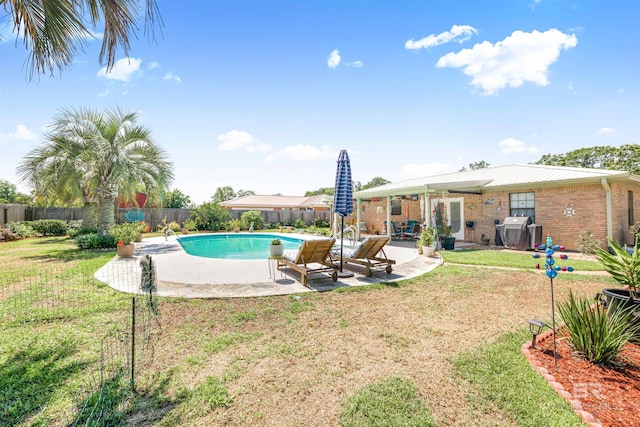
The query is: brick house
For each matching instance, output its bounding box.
[352,164,640,250]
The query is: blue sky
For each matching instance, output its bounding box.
[1,0,638,203]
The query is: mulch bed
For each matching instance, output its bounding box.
[527,331,640,427]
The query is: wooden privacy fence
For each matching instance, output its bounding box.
[2,205,331,228]
[0,204,28,225]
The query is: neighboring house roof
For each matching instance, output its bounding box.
[221,194,331,209]
[353,164,639,198]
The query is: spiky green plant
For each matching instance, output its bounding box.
[558,291,639,364]
[595,236,640,299]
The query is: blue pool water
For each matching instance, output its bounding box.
[177,234,303,260]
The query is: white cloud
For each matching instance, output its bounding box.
[436,29,577,95]
[98,89,110,97]
[96,57,142,82]
[405,25,477,50]
[529,0,541,10]
[0,124,37,142]
[398,163,451,179]
[328,49,341,69]
[598,127,614,134]
[162,73,182,83]
[346,60,363,68]
[499,137,538,154]
[217,130,270,153]
[282,144,334,161]
[568,81,577,95]
[148,61,161,70]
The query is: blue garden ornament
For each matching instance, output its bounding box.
[532,234,577,368]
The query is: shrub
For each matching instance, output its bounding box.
[68,227,98,239]
[596,236,640,298]
[191,202,231,231]
[75,233,117,249]
[240,210,264,230]
[293,218,306,229]
[182,218,197,231]
[30,219,69,236]
[4,221,35,238]
[558,290,639,364]
[227,219,243,231]
[575,230,600,255]
[168,221,181,232]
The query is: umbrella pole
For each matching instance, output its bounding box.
[340,216,344,272]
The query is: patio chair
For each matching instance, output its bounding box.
[383,221,404,239]
[334,235,396,277]
[403,223,421,239]
[278,238,339,286]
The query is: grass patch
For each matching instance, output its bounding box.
[340,376,435,427]
[453,330,585,427]
[441,249,603,271]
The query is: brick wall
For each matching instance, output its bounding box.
[352,182,637,250]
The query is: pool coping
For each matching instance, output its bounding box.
[95,233,443,298]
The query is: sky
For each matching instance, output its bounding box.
[1,0,638,204]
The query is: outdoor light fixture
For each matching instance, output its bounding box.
[528,318,546,348]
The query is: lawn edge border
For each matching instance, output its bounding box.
[521,329,603,427]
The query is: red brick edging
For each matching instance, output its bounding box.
[521,329,603,427]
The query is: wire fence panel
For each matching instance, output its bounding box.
[0,260,160,426]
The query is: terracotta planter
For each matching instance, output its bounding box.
[181,228,189,235]
[117,243,135,258]
[135,233,143,243]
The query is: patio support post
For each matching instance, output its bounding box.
[601,178,613,240]
[386,196,392,237]
[356,198,362,241]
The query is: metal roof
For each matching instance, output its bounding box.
[221,194,331,208]
[353,164,633,198]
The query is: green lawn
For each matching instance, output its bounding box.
[1,236,609,425]
[440,248,603,271]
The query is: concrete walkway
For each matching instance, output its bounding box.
[95,233,443,298]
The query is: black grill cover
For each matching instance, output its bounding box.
[502,216,533,250]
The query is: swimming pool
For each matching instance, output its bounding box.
[177,234,304,260]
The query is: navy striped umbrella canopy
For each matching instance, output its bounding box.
[333,150,353,217]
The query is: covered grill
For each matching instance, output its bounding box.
[495,216,542,250]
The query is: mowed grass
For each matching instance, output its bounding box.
[1,237,610,425]
[440,248,603,271]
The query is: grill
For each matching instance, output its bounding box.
[495,217,542,250]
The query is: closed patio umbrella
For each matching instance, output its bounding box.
[333,150,354,274]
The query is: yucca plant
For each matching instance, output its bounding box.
[596,236,640,299]
[558,291,640,364]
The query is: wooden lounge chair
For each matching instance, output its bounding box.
[278,238,339,286]
[334,235,396,277]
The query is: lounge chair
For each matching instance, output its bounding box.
[334,235,396,277]
[278,238,339,286]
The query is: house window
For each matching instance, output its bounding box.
[391,199,401,215]
[629,191,634,226]
[509,192,535,222]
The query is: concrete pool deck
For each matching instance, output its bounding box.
[95,233,443,298]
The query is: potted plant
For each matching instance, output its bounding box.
[109,223,140,257]
[135,221,147,242]
[441,225,456,250]
[269,238,284,257]
[230,219,243,232]
[417,227,435,257]
[596,236,640,339]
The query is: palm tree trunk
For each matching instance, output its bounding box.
[82,202,98,229]
[98,193,117,232]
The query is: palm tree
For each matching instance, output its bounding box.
[1,0,161,79]
[18,107,174,231]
